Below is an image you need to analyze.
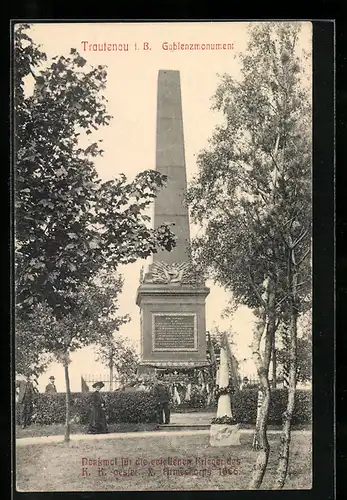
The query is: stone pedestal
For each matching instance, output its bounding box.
[136,281,210,367]
[210,346,241,446]
[210,424,241,447]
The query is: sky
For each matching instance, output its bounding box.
[19,22,312,392]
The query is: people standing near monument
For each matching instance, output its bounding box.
[240,377,249,390]
[153,377,171,424]
[16,376,37,428]
[87,381,108,434]
[45,376,57,393]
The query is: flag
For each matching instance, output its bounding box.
[81,376,90,393]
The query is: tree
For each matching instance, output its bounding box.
[187,22,311,489]
[16,313,53,380]
[14,25,175,315]
[21,272,127,440]
[14,25,176,441]
[95,335,139,389]
[276,312,312,384]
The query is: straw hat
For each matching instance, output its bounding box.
[92,381,105,389]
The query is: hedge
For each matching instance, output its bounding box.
[16,391,158,425]
[16,388,311,426]
[231,389,312,425]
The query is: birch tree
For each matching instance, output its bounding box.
[187,21,311,488]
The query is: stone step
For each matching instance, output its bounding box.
[157,423,211,431]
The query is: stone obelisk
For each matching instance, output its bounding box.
[136,70,210,373]
[154,69,190,264]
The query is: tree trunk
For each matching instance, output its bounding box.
[248,313,271,489]
[109,360,114,392]
[273,302,298,488]
[274,245,299,489]
[63,358,71,443]
[252,289,276,451]
[271,341,277,389]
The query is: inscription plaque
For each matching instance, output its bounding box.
[152,313,197,351]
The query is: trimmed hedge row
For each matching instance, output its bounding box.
[170,389,311,424]
[16,391,158,425]
[16,388,311,425]
[232,389,312,425]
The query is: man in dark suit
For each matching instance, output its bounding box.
[16,378,37,428]
[153,378,171,424]
[45,376,57,393]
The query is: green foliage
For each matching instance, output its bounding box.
[95,335,139,386]
[231,389,311,424]
[14,25,176,380]
[16,273,128,365]
[211,416,238,425]
[16,389,311,426]
[277,332,312,382]
[15,310,53,378]
[14,25,176,318]
[187,22,312,316]
[17,391,158,425]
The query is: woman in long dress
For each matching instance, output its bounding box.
[87,381,108,434]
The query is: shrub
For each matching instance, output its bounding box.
[232,388,312,424]
[16,391,158,425]
[16,388,311,426]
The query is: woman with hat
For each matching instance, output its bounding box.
[87,381,108,434]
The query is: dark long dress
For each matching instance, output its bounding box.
[17,381,36,428]
[88,390,108,434]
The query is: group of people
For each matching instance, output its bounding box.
[16,375,57,428]
[87,377,171,434]
[16,374,172,433]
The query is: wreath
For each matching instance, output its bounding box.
[211,415,238,425]
[214,384,234,400]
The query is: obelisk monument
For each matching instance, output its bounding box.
[154,69,190,264]
[136,70,210,373]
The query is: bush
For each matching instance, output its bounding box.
[16,391,158,425]
[16,388,312,426]
[232,388,312,424]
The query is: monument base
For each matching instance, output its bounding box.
[137,361,212,409]
[210,423,241,447]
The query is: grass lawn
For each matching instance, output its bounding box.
[16,432,312,491]
[15,420,311,439]
[16,422,158,439]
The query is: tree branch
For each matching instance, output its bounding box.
[290,229,309,249]
[296,248,310,268]
[295,280,309,288]
[248,271,267,309]
[274,294,290,310]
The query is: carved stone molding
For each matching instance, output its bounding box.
[142,261,204,285]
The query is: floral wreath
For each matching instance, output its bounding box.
[211,415,238,425]
[214,383,235,400]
